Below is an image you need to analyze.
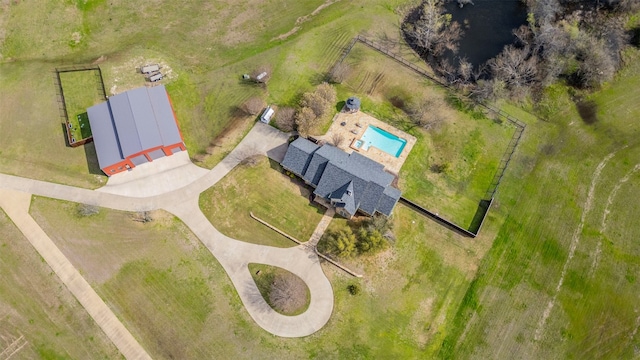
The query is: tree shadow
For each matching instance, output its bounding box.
[629,27,640,48]
[575,99,598,125]
[335,101,346,112]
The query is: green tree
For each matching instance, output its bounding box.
[321,226,357,258]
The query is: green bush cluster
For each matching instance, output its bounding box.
[318,216,392,258]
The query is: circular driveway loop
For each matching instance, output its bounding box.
[0,123,334,338]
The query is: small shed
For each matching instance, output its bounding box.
[141,64,160,74]
[261,106,274,124]
[345,96,361,112]
[149,73,163,82]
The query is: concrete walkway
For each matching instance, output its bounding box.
[0,189,151,360]
[0,123,334,341]
[307,207,335,247]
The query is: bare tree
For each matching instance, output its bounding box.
[77,204,99,217]
[274,107,296,132]
[300,82,337,118]
[328,62,351,84]
[269,272,308,314]
[331,133,345,147]
[489,45,538,96]
[406,95,451,130]
[132,211,153,223]
[233,145,261,165]
[403,0,463,57]
[241,97,266,116]
[295,107,318,136]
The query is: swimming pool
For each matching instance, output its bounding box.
[359,125,407,158]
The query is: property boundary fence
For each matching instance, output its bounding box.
[335,35,527,237]
[53,65,107,147]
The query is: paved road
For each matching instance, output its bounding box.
[0,190,151,360]
[0,122,334,341]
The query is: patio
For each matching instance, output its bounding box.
[318,112,416,174]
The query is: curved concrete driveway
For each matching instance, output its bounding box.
[0,123,334,338]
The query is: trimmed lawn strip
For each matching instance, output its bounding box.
[58,70,104,142]
[199,156,324,248]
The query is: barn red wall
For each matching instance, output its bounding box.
[101,142,186,176]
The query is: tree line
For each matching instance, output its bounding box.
[403,0,640,102]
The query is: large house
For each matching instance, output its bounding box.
[281,137,401,218]
[87,85,186,176]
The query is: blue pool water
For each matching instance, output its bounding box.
[360,125,407,157]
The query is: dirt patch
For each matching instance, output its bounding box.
[272,0,342,41]
[408,297,434,347]
[271,26,300,41]
[106,55,177,96]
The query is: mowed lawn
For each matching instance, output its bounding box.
[30,194,485,358]
[58,69,105,141]
[199,156,324,248]
[440,49,640,359]
[0,209,119,359]
[0,0,407,187]
[335,43,516,226]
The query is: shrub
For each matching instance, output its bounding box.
[347,283,361,295]
[241,97,266,116]
[77,204,99,217]
[319,218,391,258]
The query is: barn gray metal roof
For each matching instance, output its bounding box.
[87,85,183,170]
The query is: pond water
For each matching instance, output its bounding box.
[444,0,528,68]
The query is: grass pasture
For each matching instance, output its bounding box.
[336,43,516,226]
[29,193,485,358]
[0,208,120,359]
[440,49,640,359]
[199,156,325,248]
[58,69,105,142]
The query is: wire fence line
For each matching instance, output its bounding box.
[334,35,529,236]
[53,65,107,147]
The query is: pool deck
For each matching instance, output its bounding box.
[318,112,416,175]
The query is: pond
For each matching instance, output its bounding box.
[444,0,528,68]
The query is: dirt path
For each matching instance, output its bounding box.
[534,151,616,341]
[0,190,151,360]
[589,162,640,277]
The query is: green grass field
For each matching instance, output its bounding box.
[199,156,325,248]
[334,43,516,226]
[0,208,120,359]
[30,195,483,358]
[58,69,104,142]
[439,48,640,359]
[3,0,640,358]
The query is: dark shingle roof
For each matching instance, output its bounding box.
[280,138,401,217]
[281,137,319,176]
